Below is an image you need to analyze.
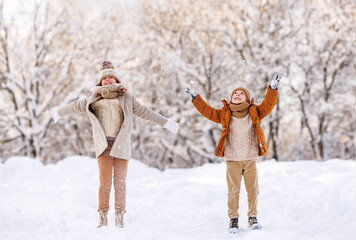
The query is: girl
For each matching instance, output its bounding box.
[52,61,179,228]
[185,75,280,232]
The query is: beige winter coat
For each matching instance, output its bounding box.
[58,92,168,160]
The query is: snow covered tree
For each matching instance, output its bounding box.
[217,0,297,161]
[287,0,356,160]
[125,0,242,169]
[1,0,355,166]
[0,2,91,162]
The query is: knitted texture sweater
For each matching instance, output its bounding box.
[91,98,124,138]
[224,114,259,161]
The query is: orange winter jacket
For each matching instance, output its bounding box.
[192,85,278,157]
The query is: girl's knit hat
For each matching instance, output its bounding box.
[231,87,251,103]
[97,61,121,85]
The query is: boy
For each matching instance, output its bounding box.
[185,75,280,232]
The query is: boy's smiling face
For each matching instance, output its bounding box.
[231,90,246,104]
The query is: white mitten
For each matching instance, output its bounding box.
[51,107,61,123]
[271,75,282,90]
[185,87,197,100]
[164,117,179,134]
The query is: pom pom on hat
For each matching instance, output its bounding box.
[101,61,115,70]
[97,60,121,85]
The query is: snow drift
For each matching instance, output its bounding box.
[0,157,355,240]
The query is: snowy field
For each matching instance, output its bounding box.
[0,157,355,240]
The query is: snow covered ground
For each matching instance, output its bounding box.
[0,157,355,240]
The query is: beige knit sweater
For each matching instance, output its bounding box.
[91,98,124,138]
[224,114,259,161]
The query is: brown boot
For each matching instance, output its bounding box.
[229,218,239,233]
[97,210,108,228]
[248,216,261,230]
[115,211,125,228]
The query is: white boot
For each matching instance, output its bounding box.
[97,210,108,228]
[115,211,125,228]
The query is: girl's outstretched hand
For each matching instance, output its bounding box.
[164,117,179,134]
[51,107,60,123]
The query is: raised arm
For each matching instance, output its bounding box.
[52,98,88,123]
[132,94,167,127]
[192,94,222,124]
[58,98,88,117]
[256,75,280,119]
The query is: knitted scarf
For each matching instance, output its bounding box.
[229,102,250,118]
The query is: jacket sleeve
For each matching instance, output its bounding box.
[132,94,167,127]
[58,98,88,117]
[256,85,278,119]
[192,94,222,123]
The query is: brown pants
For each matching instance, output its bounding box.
[226,160,259,219]
[97,139,128,213]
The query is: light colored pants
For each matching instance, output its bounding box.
[226,160,259,219]
[97,138,128,213]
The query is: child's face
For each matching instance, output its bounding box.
[101,76,116,86]
[231,90,246,104]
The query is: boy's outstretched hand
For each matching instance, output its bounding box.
[271,75,282,90]
[185,87,197,100]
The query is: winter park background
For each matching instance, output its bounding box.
[0,0,355,239]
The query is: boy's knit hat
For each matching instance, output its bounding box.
[231,87,251,103]
[97,61,121,85]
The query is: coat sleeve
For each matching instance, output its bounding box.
[192,94,222,123]
[58,98,88,117]
[132,94,167,127]
[256,85,278,119]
